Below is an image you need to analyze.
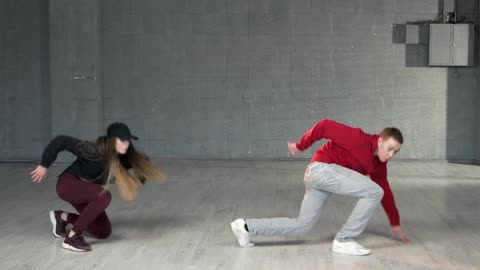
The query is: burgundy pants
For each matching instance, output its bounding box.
[56,173,112,239]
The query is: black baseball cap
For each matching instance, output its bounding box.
[106,122,138,141]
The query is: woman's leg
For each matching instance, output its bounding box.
[55,173,112,251]
[66,204,112,239]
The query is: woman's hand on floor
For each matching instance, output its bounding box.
[31,165,48,183]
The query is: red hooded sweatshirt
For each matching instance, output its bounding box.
[296,119,400,226]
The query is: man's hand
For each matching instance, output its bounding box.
[390,225,411,243]
[287,141,303,156]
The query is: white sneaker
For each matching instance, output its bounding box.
[230,219,254,248]
[331,239,371,256]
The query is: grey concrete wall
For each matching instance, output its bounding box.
[48,0,104,162]
[2,0,479,161]
[102,0,479,160]
[49,0,103,141]
[445,1,479,161]
[0,0,51,160]
[475,0,480,162]
[476,90,480,161]
[449,0,480,162]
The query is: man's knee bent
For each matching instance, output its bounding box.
[369,185,384,199]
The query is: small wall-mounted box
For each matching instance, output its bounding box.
[406,24,429,45]
[429,23,475,66]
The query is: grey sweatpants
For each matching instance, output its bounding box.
[246,162,384,240]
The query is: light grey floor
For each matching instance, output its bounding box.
[1,160,479,270]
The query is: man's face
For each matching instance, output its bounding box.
[377,137,401,162]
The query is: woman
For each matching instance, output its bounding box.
[31,122,165,252]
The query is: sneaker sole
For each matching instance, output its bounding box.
[61,242,91,252]
[230,221,254,248]
[49,211,62,238]
[331,246,371,256]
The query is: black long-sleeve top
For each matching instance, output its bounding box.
[40,135,135,185]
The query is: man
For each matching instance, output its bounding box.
[230,119,410,255]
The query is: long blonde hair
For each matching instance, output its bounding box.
[94,136,165,201]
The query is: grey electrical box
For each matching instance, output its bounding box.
[406,24,428,44]
[429,23,474,66]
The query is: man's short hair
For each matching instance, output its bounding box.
[379,127,403,144]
